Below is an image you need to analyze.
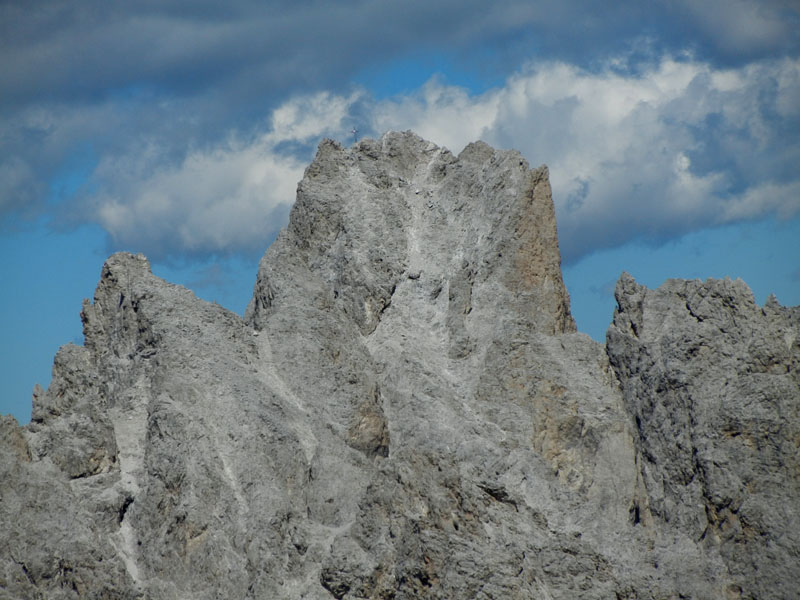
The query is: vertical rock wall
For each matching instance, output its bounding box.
[607,273,800,599]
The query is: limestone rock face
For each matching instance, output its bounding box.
[1,132,798,599]
[606,273,800,600]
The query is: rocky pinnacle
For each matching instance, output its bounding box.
[1,132,797,599]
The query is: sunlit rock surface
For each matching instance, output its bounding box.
[1,132,797,599]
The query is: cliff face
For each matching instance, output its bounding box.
[1,131,798,599]
[607,274,800,599]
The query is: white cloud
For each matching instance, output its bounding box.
[366,56,800,261]
[370,79,502,152]
[80,56,799,262]
[88,91,362,257]
[268,91,361,143]
[722,181,800,221]
[93,145,302,254]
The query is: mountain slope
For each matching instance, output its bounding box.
[1,132,797,599]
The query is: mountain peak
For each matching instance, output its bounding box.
[2,133,797,599]
[249,131,574,339]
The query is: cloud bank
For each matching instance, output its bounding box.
[87,92,362,257]
[77,56,800,263]
[1,0,798,263]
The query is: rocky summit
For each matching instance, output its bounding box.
[2,131,798,599]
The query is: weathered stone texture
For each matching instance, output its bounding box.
[607,273,800,600]
[1,132,797,599]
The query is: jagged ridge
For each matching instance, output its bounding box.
[1,132,798,599]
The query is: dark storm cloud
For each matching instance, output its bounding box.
[0,0,540,110]
[3,0,795,110]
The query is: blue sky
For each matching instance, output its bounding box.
[2,0,799,423]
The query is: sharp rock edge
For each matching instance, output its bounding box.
[1,131,798,599]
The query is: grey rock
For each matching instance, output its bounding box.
[1,131,797,599]
[607,273,800,600]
